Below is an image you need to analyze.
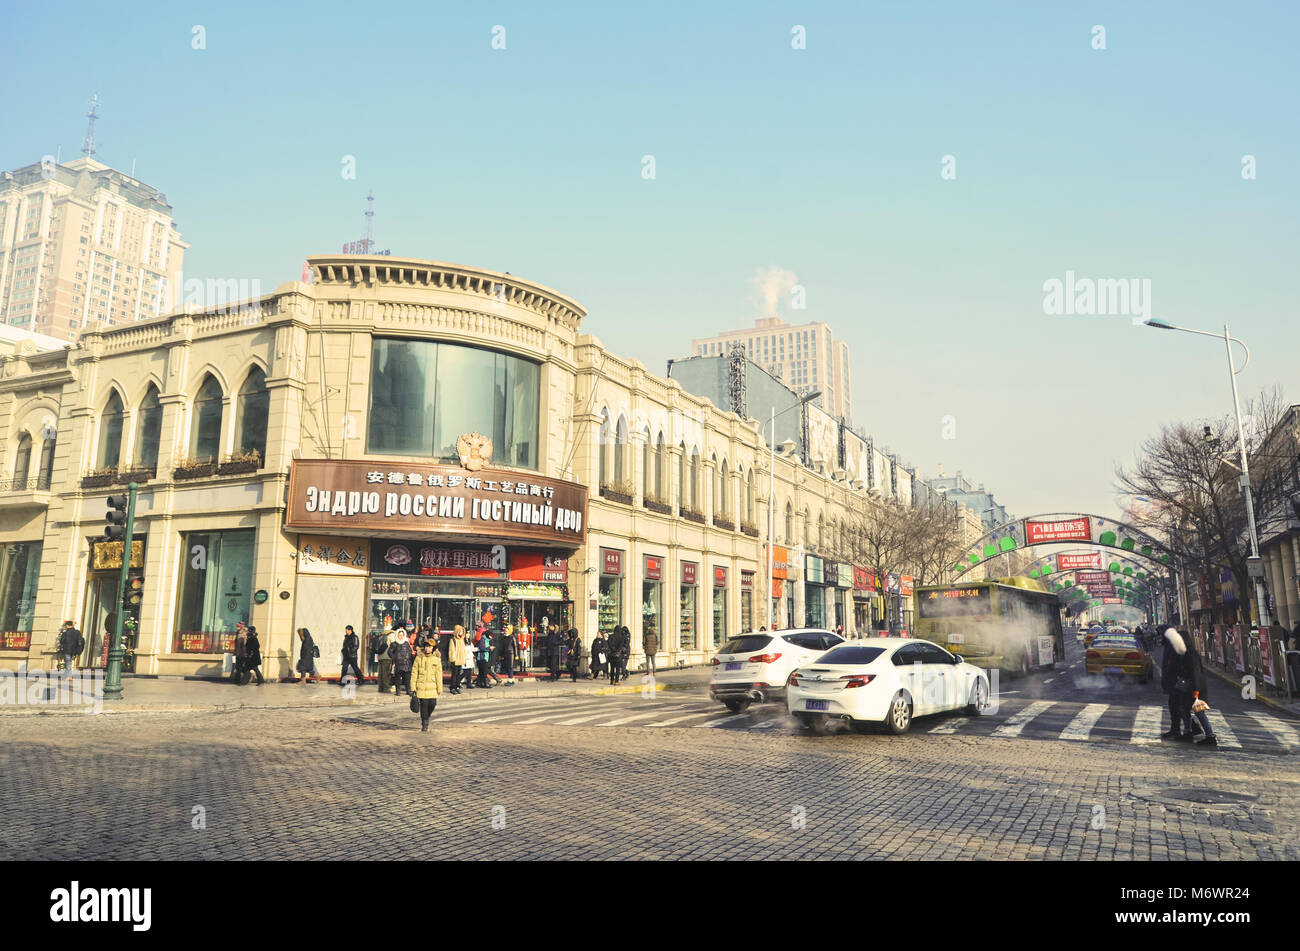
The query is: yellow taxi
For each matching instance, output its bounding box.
[1084,633,1154,682]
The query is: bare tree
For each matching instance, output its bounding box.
[1115,386,1291,623]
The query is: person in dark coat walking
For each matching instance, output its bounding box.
[243,625,265,685]
[546,625,564,681]
[590,631,608,681]
[565,629,583,682]
[340,625,363,683]
[57,621,84,673]
[499,626,520,685]
[389,632,414,695]
[296,627,321,684]
[474,628,494,688]
[608,626,630,685]
[232,622,248,685]
[1159,627,1198,741]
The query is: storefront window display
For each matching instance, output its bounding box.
[740,571,754,633]
[680,562,698,650]
[712,566,727,646]
[0,541,42,646]
[598,548,623,634]
[643,555,663,650]
[174,530,255,653]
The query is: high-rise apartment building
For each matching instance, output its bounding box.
[0,157,187,342]
[691,317,852,423]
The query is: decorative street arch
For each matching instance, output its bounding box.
[952,513,1177,580]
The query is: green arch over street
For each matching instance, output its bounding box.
[952,512,1177,580]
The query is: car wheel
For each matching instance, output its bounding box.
[882,692,912,735]
[723,699,750,714]
[964,678,988,716]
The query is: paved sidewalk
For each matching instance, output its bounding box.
[0,665,712,716]
[1204,664,1300,717]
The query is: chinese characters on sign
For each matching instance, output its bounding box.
[1025,518,1092,545]
[1057,552,1102,570]
[296,535,370,576]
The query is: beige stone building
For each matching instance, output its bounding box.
[0,157,187,342]
[0,255,950,678]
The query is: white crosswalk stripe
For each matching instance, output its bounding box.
[428,702,557,722]
[698,713,751,728]
[990,701,1054,737]
[501,702,611,724]
[596,706,698,726]
[1245,712,1300,750]
[556,704,690,726]
[1130,705,1165,744]
[642,709,723,727]
[1059,703,1109,741]
[1205,711,1242,749]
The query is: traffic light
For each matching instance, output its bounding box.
[105,494,128,541]
[124,568,144,610]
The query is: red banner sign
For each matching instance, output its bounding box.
[1057,552,1102,570]
[682,562,697,586]
[1102,597,1121,604]
[714,566,727,588]
[1026,518,1091,544]
[853,566,877,592]
[900,575,914,597]
[644,555,662,582]
[509,551,568,583]
[1076,570,1110,585]
[601,548,622,576]
[0,631,32,650]
[740,571,754,590]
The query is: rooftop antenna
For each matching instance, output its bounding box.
[363,190,375,253]
[81,94,100,158]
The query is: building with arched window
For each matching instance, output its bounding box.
[0,255,955,677]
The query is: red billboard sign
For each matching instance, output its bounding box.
[682,562,697,586]
[601,548,622,576]
[644,555,662,582]
[1057,552,1102,570]
[1026,518,1091,544]
[1076,570,1110,585]
[1102,597,1121,604]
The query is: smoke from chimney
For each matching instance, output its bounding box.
[751,265,799,317]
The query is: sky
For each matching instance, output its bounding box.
[4,0,1297,523]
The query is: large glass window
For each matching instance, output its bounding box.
[598,575,622,632]
[38,437,55,488]
[805,585,826,628]
[174,529,255,653]
[136,386,162,469]
[642,578,661,649]
[713,583,727,646]
[98,391,124,469]
[235,367,269,460]
[12,434,32,487]
[0,541,42,635]
[190,375,224,462]
[367,339,540,469]
[680,573,697,650]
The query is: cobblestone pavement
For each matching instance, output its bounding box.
[4,690,1298,860]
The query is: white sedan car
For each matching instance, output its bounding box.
[786,638,990,735]
[709,628,845,712]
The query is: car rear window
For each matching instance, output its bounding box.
[1092,636,1138,649]
[719,635,772,654]
[813,646,886,665]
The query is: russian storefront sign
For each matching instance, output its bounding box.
[286,459,588,546]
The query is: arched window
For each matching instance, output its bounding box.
[235,367,269,461]
[136,386,162,469]
[190,374,224,462]
[802,507,810,547]
[39,436,56,487]
[745,468,754,523]
[614,415,628,484]
[784,501,794,542]
[689,448,699,509]
[818,512,826,551]
[678,442,686,510]
[12,433,32,487]
[717,459,728,515]
[642,428,652,499]
[598,410,609,488]
[97,391,125,469]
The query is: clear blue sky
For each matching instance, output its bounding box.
[5,0,1296,520]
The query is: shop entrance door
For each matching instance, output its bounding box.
[80,574,118,669]
[410,597,473,634]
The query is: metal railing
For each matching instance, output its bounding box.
[0,473,53,493]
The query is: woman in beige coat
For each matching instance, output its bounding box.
[447,624,468,695]
[409,635,443,732]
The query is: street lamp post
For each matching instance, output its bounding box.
[764,391,820,630]
[1144,319,1269,628]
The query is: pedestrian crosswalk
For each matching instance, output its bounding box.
[354,694,1300,753]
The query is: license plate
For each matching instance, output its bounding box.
[948,634,965,645]
[1104,667,1123,674]
[724,662,741,671]
[805,700,829,711]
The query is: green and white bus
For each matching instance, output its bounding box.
[913,577,1063,676]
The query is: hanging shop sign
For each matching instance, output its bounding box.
[805,555,824,585]
[91,539,145,571]
[740,571,754,591]
[714,566,727,588]
[286,459,588,547]
[297,535,370,576]
[1076,570,1111,585]
[853,566,878,593]
[508,551,568,583]
[1057,552,1103,571]
[900,575,914,597]
[601,548,623,577]
[0,632,32,650]
[644,555,663,582]
[771,579,784,598]
[1025,518,1091,545]
[767,546,790,579]
[823,561,839,586]
[682,562,698,586]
